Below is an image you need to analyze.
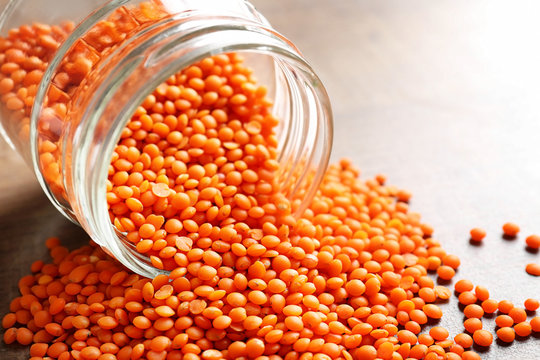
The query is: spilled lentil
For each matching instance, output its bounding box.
[3,160,483,360]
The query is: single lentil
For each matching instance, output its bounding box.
[525,263,540,276]
[524,298,539,311]
[502,222,520,237]
[525,234,540,249]
[496,327,515,343]
[472,329,493,347]
[469,228,486,242]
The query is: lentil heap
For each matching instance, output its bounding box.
[3,161,484,360]
[1,2,540,360]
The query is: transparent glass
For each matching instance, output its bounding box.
[0,0,333,277]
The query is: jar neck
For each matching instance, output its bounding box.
[31,1,332,277]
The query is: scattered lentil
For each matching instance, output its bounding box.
[525,234,540,249]
[502,222,520,237]
[524,298,539,312]
[525,263,540,276]
[472,329,493,347]
[469,228,486,242]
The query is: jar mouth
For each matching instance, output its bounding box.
[32,13,332,277]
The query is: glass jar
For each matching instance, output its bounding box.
[0,0,333,277]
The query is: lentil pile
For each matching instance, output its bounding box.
[4,163,540,359]
[1,3,540,360]
[2,162,495,360]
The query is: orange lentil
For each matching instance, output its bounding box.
[454,333,473,348]
[357,345,377,359]
[472,329,493,347]
[405,321,421,335]
[16,327,33,345]
[429,327,449,341]
[496,315,515,328]
[30,343,49,357]
[496,327,515,343]
[469,228,486,242]
[418,334,435,346]
[530,317,540,332]
[418,287,436,303]
[474,285,489,301]
[409,344,428,359]
[2,313,16,328]
[433,285,451,300]
[397,330,417,344]
[525,263,540,276]
[525,234,540,249]
[498,300,514,314]
[436,265,455,280]
[377,341,394,359]
[463,304,484,319]
[423,304,443,319]
[462,351,481,360]
[458,291,477,305]
[463,318,483,333]
[481,299,499,314]
[514,322,532,337]
[508,307,527,323]
[502,222,520,237]
[454,279,474,293]
[447,352,463,360]
[524,298,539,311]
[442,254,460,269]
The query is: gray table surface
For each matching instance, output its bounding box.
[1,0,539,359]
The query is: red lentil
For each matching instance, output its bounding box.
[514,322,532,337]
[495,315,514,328]
[524,298,539,311]
[462,351,482,360]
[498,300,514,314]
[496,327,515,343]
[454,279,474,293]
[470,228,486,242]
[463,318,483,334]
[472,329,493,347]
[469,228,486,242]
[481,299,499,314]
[463,304,484,319]
[526,263,540,276]
[458,291,477,306]
[525,234,540,249]
[508,307,527,323]
[454,333,473,348]
[502,222,520,237]
[531,317,540,332]
[474,285,489,302]
[429,327,449,341]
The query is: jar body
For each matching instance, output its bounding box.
[0,0,332,276]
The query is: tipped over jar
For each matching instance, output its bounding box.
[0,0,332,277]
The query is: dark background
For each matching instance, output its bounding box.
[1,1,539,358]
